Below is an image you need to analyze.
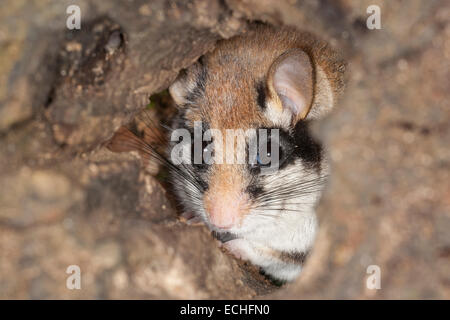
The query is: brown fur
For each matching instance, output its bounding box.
[181,24,345,125]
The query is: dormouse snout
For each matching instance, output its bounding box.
[204,190,250,229]
[203,164,250,229]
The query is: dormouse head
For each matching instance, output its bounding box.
[168,25,345,234]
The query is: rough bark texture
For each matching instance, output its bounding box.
[0,0,448,299]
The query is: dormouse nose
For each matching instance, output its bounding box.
[203,162,250,229]
[204,190,249,229]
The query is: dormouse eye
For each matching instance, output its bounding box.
[191,137,213,167]
[256,140,272,165]
[251,138,283,172]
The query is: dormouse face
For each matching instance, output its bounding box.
[168,26,344,236]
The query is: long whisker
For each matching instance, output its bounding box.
[107,127,205,195]
[136,110,170,146]
[247,173,328,219]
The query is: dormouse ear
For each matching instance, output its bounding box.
[266,49,314,124]
[169,69,191,106]
[169,61,205,107]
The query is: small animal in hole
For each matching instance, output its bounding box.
[110,24,345,282]
[167,24,345,282]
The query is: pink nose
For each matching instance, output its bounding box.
[208,206,238,229]
[204,193,249,229]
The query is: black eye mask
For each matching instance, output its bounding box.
[292,120,323,171]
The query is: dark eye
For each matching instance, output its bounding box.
[251,138,283,172]
[256,140,272,165]
[191,137,213,167]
